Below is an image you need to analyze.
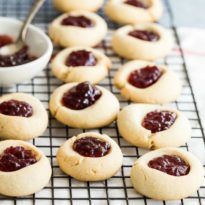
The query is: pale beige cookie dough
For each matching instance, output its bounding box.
[49,10,107,47]
[117,104,191,149]
[105,0,163,24]
[57,132,123,181]
[49,82,120,129]
[114,60,181,104]
[112,23,173,60]
[0,140,52,197]
[131,147,204,200]
[53,0,104,12]
[51,46,111,84]
[0,93,48,141]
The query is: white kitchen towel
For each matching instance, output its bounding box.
[177,28,205,129]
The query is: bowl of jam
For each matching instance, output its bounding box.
[0,17,53,87]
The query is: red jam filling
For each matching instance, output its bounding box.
[142,110,177,133]
[148,155,190,176]
[128,66,161,88]
[0,35,13,48]
[0,146,37,172]
[128,30,160,42]
[0,46,36,67]
[125,0,148,8]
[61,15,94,28]
[73,137,111,157]
[66,50,97,67]
[0,99,33,117]
[62,81,102,110]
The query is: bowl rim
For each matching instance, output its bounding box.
[0,17,53,71]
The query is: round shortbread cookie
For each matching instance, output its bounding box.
[57,132,123,181]
[117,104,191,149]
[131,147,204,200]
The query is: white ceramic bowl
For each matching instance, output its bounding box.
[0,17,53,87]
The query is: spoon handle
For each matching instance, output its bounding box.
[19,0,46,42]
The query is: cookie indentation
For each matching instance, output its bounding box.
[0,100,33,117]
[61,15,94,28]
[62,81,102,110]
[142,110,177,133]
[128,30,159,42]
[128,66,161,88]
[73,137,111,157]
[66,50,97,67]
[0,146,37,172]
[148,154,190,176]
[125,0,147,8]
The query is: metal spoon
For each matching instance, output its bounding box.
[0,0,45,56]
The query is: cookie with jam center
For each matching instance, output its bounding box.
[51,46,111,84]
[49,82,120,129]
[49,10,107,47]
[0,140,51,197]
[117,104,191,149]
[0,93,48,141]
[57,132,123,181]
[131,147,204,200]
[114,60,181,104]
[112,23,173,60]
[105,0,163,24]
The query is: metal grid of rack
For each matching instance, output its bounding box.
[0,0,205,204]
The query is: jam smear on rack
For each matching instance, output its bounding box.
[125,0,148,8]
[142,110,177,133]
[128,66,161,88]
[148,155,190,176]
[0,99,33,117]
[66,50,97,67]
[73,137,111,157]
[0,35,13,48]
[62,81,102,110]
[0,46,36,67]
[61,15,94,28]
[0,146,37,172]
[128,30,160,42]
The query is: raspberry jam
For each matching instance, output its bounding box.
[61,15,94,28]
[62,82,102,110]
[0,46,36,67]
[128,66,161,88]
[125,0,147,8]
[73,137,111,157]
[0,146,37,172]
[0,35,13,48]
[66,50,97,67]
[0,100,33,117]
[128,30,160,42]
[142,110,177,133]
[148,155,190,176]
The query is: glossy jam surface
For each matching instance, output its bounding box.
[142,110,177,133]
[0,35,13,48]
[62,82,102,110]
[148,155,190,176]
[0,146,37,172]
[0,46,36,67]
[0,100,33,117]
[125,0,147,8]
[66,50,97,67]
[128,66,161,88]
[128,30,160,42]
[73,137,111,157]
[61,15,94,28]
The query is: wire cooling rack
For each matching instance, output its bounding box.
[0,0,205,204]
